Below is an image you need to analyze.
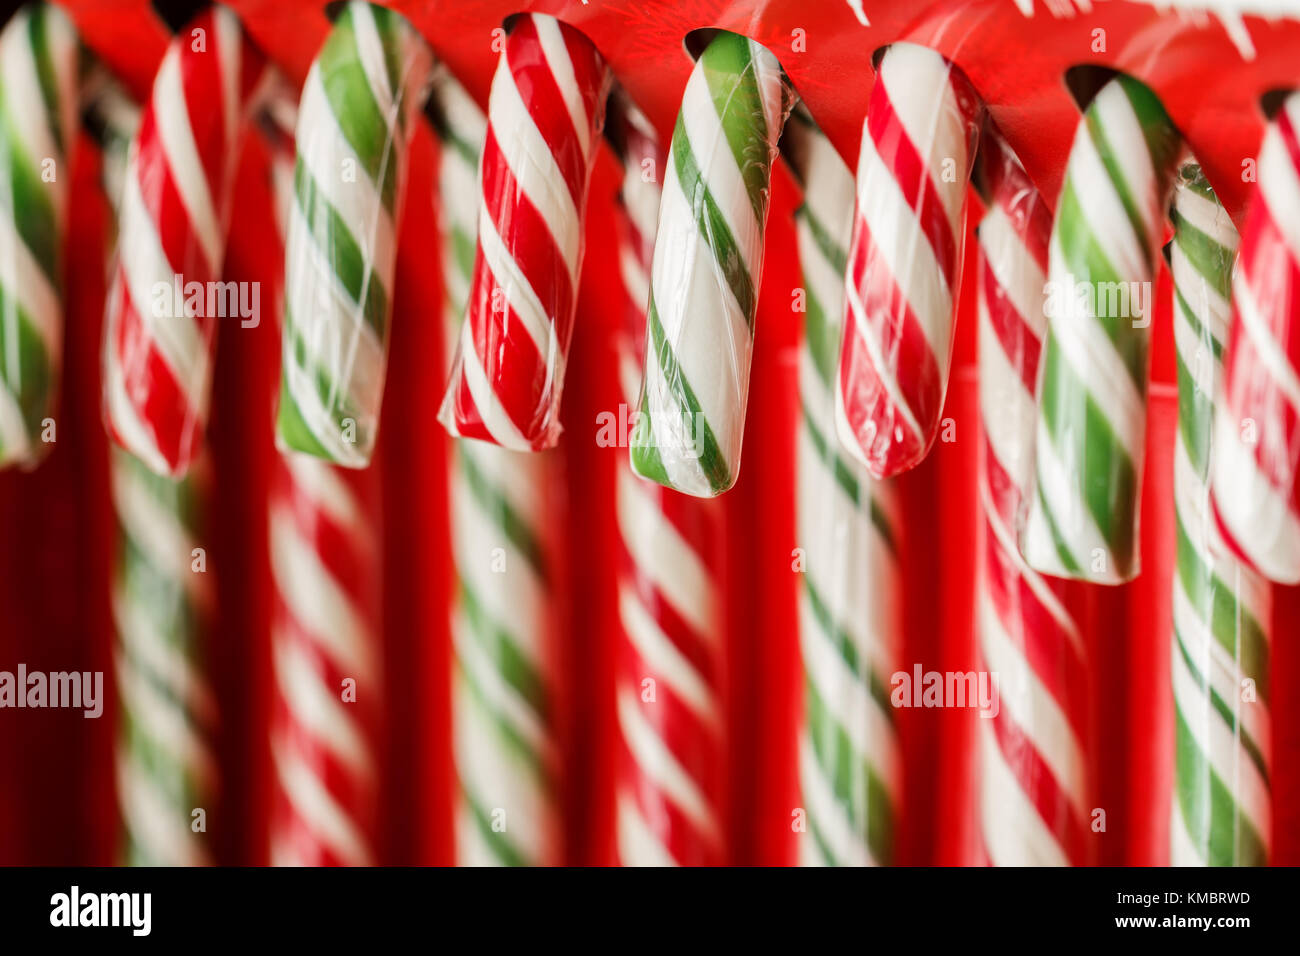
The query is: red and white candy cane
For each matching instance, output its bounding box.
[607,95,726,866]
[974,130,1089,866]
[103,5,267,477]
[1211,92,1300,584]
[836,43,982,479]
[438,12,610,450]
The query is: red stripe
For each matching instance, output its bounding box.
[176,10,229,225]
[979,257,1041,396]
[620,557,718,689]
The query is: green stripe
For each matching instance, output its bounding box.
[700,34,773,224]
[1173,704,1267,866]
[458,582,550,718]
[458,448,547,582]
[799,403,898,557]
[1084,105,1153,268]
[1,103,61,284]
[28,6,63,156]
[802,581,894,721]
[464,788,530,867]
[1170,207,1233,303]
[805,810,841,866]
[317,12,402,213]
[456,657,547,782]
[632,294,730,493]
[671,110,757,329]
[1174,353,1211,478]
[1118,75,1181,188]
[0,284,53,440]
[293,158,389,339]
[804,674,894,864]
[277,303,366,459]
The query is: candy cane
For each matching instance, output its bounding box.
[103,3,268,478]
[784,105,902,866]
[608,94,725,866]
[430,74,561,866]
[275,0,431,467]
[629,30,794,497]
[1021,75,1181,583]
[438,12,610,451]
[834,43,982,480]
[1210,92,1300,585]
[263,81,383,868]
[974,129,1089,866]
[0,2,78,467]
[1170,166,1272,865]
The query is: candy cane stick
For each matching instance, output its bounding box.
[1210,92,1300,585]
[103,3,268,478]
[783,105,902,866]
[629,31,794,497]
[974,129,1089,866]
[275,1,431,467]
[430,74,561,866]
[1170,167,1272,865]
[262,82,383,867]
[834,43,982,480]
[1021,75,1181,583]
[0,2,78,468]
[608,93,725,866]
[438,13,610,451]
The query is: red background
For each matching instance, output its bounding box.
[0,0,1297,865]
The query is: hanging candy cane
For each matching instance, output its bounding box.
[1210,92,1300,585]
[608,94,725,866]
[111,447,217,865]
[974,129,1089,866]
[628,31,794,497]
[275,1,431,466]
[261,81,383,868]
[438,13,610,451]
[1021,75,1181,583]
[783,105,902,866]
[834,43,982,480]
[430,74,561,866]
[0,2,78,468]
[102,4,268,478]
[1169,166,1272,866]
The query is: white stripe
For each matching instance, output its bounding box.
[116,754,210,866]
[272,735,374,865]
[798,735,873,866]
[273,634,373,774]
[617,791,678,867]
[533,15,594,160]
[476,203,561,357]
[980,719,1069,866]
[0,208,60,354]
[619,585,720,728]
[441,319,531,449]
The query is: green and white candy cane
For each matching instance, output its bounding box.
[1168,167,1272,866]
[276,1,432,467]
[783,105,902,866]
[0,2,78,468]
[430,73,560,866]
[111,448,217,866]
[630,31,794,498]
[1022,75,1181,583]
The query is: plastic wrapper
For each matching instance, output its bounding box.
[437,13,610,452]
[0,3,78,468]
[1210,91,1300,586]
[102,5,267,478]
[1168,165,1272,865]
[629,30,793,498]
[974,127,1089,866]
[275,0,432,467]
[1020,74,1181,584]
[834,42,981,480]
[782,103,902,865]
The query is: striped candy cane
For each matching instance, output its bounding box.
[0,2,78,467]
[608,94,726,866]
[974,130,1089,866]
[834,43,982,480]
[1210,92,1300,585]
[80,63,141,225]
[430,74,561,865]
[438,13,610,451]
[111,447,217,866]
[269,451,382,866]
[1170,167,1272,866]
[276,0,432,467]
[1022,75,1181,583]
[629,31,794,498]
[262,79,383,868]
[783,105,901,866]
[103,4,267,478]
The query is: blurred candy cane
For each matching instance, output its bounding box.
[784,104,902,866]
[1210,92,1300,585]
[430,73,562,866]
[834,43,982,480]
[608,93,726,866]
[103,3,269,477]
[439,13,610,451]
[0,2,78,467]
[974,129,1089,866]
